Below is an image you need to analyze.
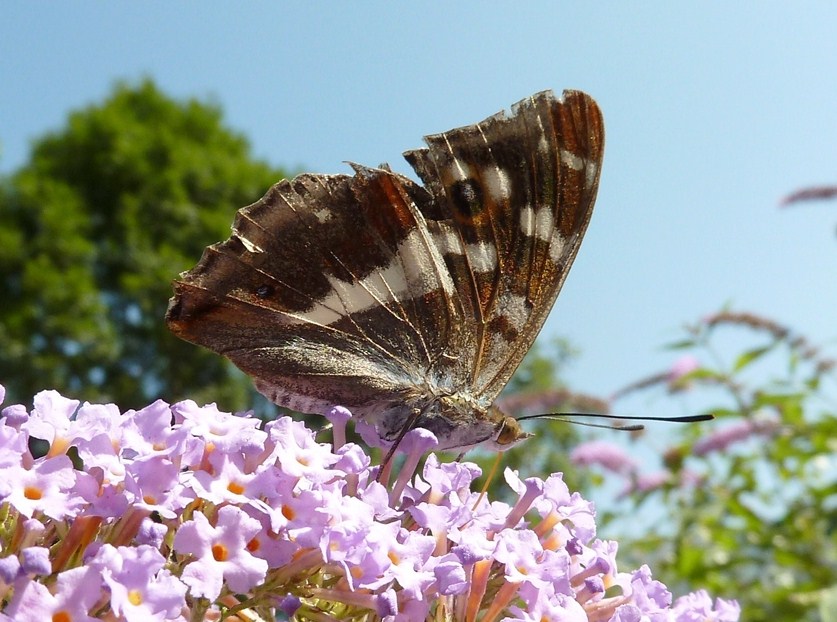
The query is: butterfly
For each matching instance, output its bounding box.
[165,89,604,454]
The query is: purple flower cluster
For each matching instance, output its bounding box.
[692,416,780,457]
[0,385,739,621]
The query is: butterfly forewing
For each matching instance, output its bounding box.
[404,90,603,402]
[166,89,604,451]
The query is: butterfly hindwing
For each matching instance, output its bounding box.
[167,169,465,416]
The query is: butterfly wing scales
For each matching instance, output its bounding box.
[167,169,466,415]
[404,90,604,403]
[167,89,603,448]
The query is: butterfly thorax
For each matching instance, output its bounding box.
[373,388,531,452]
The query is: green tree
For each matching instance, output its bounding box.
[0,79,288,411]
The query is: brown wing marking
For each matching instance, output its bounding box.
[166,168,465,413]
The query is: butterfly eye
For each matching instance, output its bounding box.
[494,415,532,448]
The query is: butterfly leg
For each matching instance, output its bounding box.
[376,406,425,483]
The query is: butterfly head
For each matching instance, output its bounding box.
[486,406,533,451]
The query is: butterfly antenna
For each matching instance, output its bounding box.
[534,417,646,431]
[516,411,713,432]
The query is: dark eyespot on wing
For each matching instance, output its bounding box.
[449,179,484,221]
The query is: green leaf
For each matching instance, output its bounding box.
[663,338,698,350]
[732,344,774,372]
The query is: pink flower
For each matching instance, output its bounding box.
[693,417,779,457]
[90,544,187,622]
[173,505,268,600]
[1,455,82,519]
[5,567,101,621]
[570,440,638,475]
[669,355,700,380]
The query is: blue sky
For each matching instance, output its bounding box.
[3,3,836,425]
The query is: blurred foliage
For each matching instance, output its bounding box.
[0,79,288,411]
[503,336,578,395]
[593,310,837,622]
